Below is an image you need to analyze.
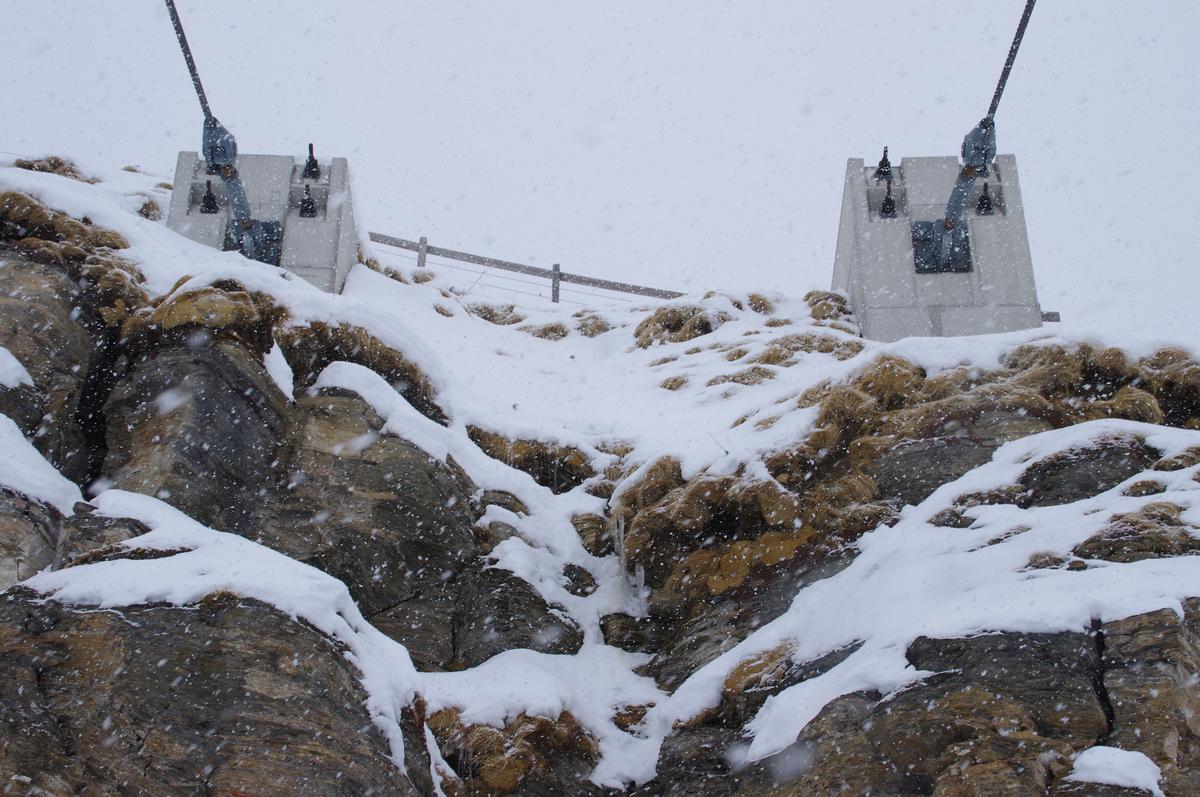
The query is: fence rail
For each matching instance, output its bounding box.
[368,232,684,301]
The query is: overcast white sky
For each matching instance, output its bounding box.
[3,2,1197,336]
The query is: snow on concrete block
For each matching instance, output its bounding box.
[832,154,1043,341]
[166,151,357,294]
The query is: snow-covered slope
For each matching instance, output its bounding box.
[1,163,1198,796]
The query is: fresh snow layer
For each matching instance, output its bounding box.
[0,346,33,389]
[263,342,295,401]
[0,415,82,515]
[1066,746,1165,797]
[422,647,666,786]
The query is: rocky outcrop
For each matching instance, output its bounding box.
[0,489,60,588]
[254,391,580,669]
[468,426,596,494]
[103,340,290,532]
[1100,600,1200,796]
[276,321,446,424]
[1021,437,1159,507]
[845,631,1108,795]
[640,611,1198,795]
[427,708,601,795]
[0,589,427,796]
[0,490,140,592]
[4,192,1200,796]
[0,255,101,482]
[1075,501,1200,562]
[454,566,583,667]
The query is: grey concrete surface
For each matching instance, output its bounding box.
[166,151,358,294]
[832,154,1043,341]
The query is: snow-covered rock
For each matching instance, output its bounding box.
[1,161,1199,795]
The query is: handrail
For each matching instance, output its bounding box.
[368,232,684,301]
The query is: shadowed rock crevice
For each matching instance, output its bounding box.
[1091,621,1117,738]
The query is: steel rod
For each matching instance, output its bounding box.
[988,0,1037,119]
[164,0,212,120]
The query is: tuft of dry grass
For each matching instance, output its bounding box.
[660,375,688,391]
[707,366,776,387]
[523,322,569,341]
[468,426,595,494]
[469,303,525,326]
[747,293,775,314]
[136,198,161,221]
[634,305,730,348]
[0,191,127,252]
[751,333,864,367]
[574,311,611,337]
[14,156,94,183]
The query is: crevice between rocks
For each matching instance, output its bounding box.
[1090,618,1117,739]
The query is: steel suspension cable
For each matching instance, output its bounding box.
[988,0,1037,119]
[164,0,212,120]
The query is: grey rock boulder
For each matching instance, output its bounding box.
[0,589,427,796]
[0,488,59,588]
[0,255,100,482]
[1021,438,1159,507]
[103,339,289,531]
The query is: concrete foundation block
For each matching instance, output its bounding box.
[166,151,358,294]
[832,154,1043,342]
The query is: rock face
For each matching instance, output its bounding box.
[251,391,581,670]
[0,489,60,587]
[0,485,148,592]
[3,194,1200,796]
[0,589,426,796]
[1100,601,1200,796]
[103,340,290,532]
[629,605,1200,796]
[870,435,995,507]
[253,391,476,669]
[454,566,583,668]
[1021,438,1159,507]
[100,340,584,672]
[0,254,101,483]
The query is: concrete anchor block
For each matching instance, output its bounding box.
[832,154,1043,341]
[166,150,358,294]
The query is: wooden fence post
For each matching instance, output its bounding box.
[552,263,561,303]
[417,236,428,270]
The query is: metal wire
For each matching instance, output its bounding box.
[988,0,1037,119]
[164,0,212,120]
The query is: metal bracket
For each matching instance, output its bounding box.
[911,221,972,273]
[222,219,283,266]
